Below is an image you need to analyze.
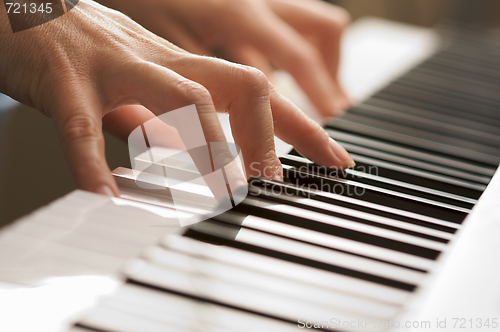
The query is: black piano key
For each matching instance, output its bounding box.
[244,183,450,243]
[388,77,500,111]
[372,90,500,129]
[440,45,500,72]
[347,103,500,148]
[364,98,500,137]
[424,56,500,85]
[223,197,442,260]
[350,159,483,199]
[414,62,500,93]
[323,130,495,178]
[184,223,418,292]
[280,156,476,209]
[249,177,459,234]
[310,137,492,186]
[162,234,412,305]
[380,82,500,121]
[73,326,105,332]
[283,168,468,224]
[282,164,471,213]
[347,152,487,194]
[207,211,431,272]
[398,72,500,106]
[334,113,500,161]
[295,146,485,198]
[418,59,500,88]
[124,258,399,329]
[326,119,500,168]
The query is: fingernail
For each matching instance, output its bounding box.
[331,109,346,117]
[273,167,284,182]
[96,185,116,197]
[328,138,355,168]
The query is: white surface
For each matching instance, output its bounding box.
[0,190,181,332]
[413,165,500,331]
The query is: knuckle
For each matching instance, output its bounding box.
[336,7,352,28]
[61,114,101,143]
[327,7,351,31]
[292,47,322,69]
[210,0,255,15]
[175,79,212,104]
[237,66,270,96]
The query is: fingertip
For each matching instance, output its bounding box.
[95,185,118,197]
[273,166,284,182]
[328,137,355,169]
[337,92,353,111]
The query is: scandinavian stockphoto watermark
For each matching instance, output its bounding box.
[298,317,499,330]
[3,0,79,33]
[127,105,248,227]
[248,161,376,199]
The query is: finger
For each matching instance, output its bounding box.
[150,19,210,56]
[270,85,355,169]
[269,0,352,109]
[119,61,247,199]
[103,105,185,150]
[235,7,346,117]
[225,43,275,77]
[52,92,118,197]
[168,56,283,181]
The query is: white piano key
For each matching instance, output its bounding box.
[230,227,425,285]
[125,260,385,332]
[0,232,123,282]
[68,327,95,332]
[240,215,437,271]
[348,152,487,191]
[259,192,454,240]
[162,235,411,305]
[256,179,461,230]
[113,167,218,213]
[282,165,471,214]
[0,231,124,270]
[110,283,300,332]
[8,221,144,259]
[282,154,478,204]
[80,306,193,332]
[346,169,477,204]
[258,202,448,251]
[143,246,401,319]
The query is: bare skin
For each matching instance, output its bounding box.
[0,0,354,197]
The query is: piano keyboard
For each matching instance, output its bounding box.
[0,23,487,332]
[65,25,500,332]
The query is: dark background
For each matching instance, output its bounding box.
[329,0,500,27]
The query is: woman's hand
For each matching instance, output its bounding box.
[101,0,352,117]
[0,0,354,197]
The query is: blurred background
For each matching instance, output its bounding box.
[1,0,499,227]
[329,0,500,27]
